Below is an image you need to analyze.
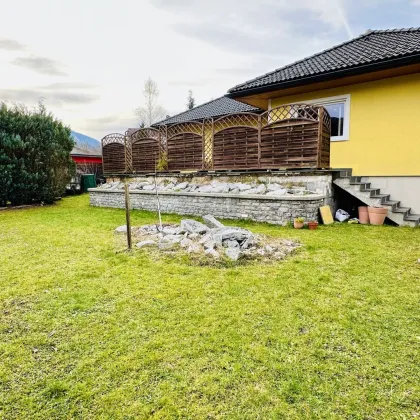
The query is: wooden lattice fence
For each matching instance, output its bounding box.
[102,133,128,174]
[130,128,161,173]
[166,122,204,171]
[101,104,331,175]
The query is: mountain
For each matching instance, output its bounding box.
[71,131,101,152]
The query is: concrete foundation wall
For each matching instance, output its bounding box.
[89,190,325,225]
[361,176,420,214]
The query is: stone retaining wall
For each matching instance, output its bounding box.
[89,189,325,225]
[105,171,334,207]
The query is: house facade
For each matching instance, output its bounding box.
[227,28,420,213]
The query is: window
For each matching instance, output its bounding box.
[325,102,345,137]
[294,94,351,141]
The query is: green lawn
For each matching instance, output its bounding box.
[0,195,419,419]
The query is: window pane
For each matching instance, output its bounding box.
[324,102,344,137]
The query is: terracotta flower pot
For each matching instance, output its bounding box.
[308,221,319,230]
[368,206,388,225]
[358,206,370,224]
[294,221,304,229]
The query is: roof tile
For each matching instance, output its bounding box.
[153,96,261,126]
[229,28,420,94]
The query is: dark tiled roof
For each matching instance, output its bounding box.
[153,96,262,126]
[229,28,420,95]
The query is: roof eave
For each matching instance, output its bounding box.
[71,153,102,158]
[227,54,420,98]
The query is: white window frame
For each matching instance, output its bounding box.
[297,94,351,142]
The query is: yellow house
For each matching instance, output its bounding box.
[227,28,420,216]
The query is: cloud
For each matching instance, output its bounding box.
[168,78,221,87]
[41,82,98,90]
[0,84,99,107]
[11,55,67,76]
[0,39,26,51]
[153,0,353,66]
[80,115,139,139]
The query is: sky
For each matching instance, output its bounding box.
[0,0,419,140]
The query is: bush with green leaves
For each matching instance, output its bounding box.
[0,102,75,206]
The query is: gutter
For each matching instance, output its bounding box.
[226,54,420,98]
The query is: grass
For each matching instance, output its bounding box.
[0,195,419,419]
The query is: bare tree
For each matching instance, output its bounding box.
[135,78,166,127]
[186,90,195,110]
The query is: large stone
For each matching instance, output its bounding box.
[137,182,152,189]
[180,238,193,248]
[187,243,202,254]
[241,235,255,249]
[225,240,240,248]
[265,245,274,253]
[158,238,175,249]
[203,240,216,250]
[181,219,209,234]
[197,185,214,193]
[236,183,252,192]
[164,183,175,191]
[136,240,156,248]
[205,248,220,258]
[212,227,252,244]
[140,224,159,234]
[267,183,282,191]
[199,233,212,244]
[225,247,241,261]
[162,226,179,235]
[165,234,183,243]
[115,225,128,233]
[202,214,224,229]
[240,188,259,195]
[212,185,230,193]
[256,184,267,194]
[174,181,189,190]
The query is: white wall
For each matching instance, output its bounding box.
[361,177,420,214]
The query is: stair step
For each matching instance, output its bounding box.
[383,200,400,206]
[393,207,411,214]
[371,194,390,199]
[404,214,420,222]
[360,188,379,193]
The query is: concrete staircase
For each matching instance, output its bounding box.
[334,172,420,227]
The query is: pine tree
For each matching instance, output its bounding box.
[186,90,195,110]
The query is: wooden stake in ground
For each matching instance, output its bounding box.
[154,174,163,231]
[124,178,132,250]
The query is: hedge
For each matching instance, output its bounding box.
[0,102,75,206]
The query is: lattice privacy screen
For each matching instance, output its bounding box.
[101,104,331,174]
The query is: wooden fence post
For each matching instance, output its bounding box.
[124,178,132,251]
[317,107,324,168]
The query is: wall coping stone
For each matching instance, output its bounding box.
[88,188,325,201]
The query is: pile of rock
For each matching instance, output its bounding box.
[116,215,300,261]
[101,179,317,197]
